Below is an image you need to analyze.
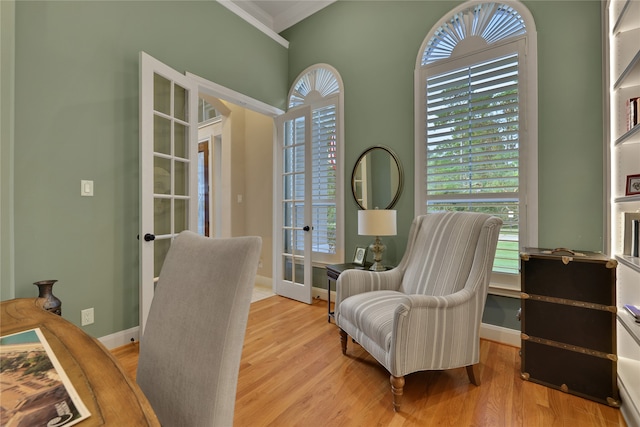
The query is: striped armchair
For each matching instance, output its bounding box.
[335,212,502,411]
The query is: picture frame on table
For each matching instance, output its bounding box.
[353,246,367,266]
[626,174,640,196]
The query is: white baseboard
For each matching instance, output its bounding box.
[480,322,521,348]
[255,275,273,289]
[99,326,139,350]
[312,285,334,302]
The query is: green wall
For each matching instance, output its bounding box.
[283,0,604,264]
[5,0,287,337]
[3,0,605,337]
[529,0,605,251]
[283,0,603,328]
[1,0,16,301]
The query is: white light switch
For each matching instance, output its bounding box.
[81,180,94,196]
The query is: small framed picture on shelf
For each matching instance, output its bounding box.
[353,246,367,266]
[623,212,640,256]
[625,174,640,196]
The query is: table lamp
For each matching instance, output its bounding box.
[358,209,397,271]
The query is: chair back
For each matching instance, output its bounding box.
[399,212,494,296]
[137,231,261,427]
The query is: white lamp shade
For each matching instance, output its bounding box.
[358,210,397,236]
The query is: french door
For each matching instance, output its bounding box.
[274,107,313,304]
[139,52,199,334]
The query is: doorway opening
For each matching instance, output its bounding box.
[192,84,280,288]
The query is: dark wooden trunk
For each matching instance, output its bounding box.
[520,248,620,407]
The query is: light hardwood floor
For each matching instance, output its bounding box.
[112,296,627,427]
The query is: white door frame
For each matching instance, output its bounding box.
[186,72,285,296]
[186,72,283,118]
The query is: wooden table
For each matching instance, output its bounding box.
[1,298,160,426]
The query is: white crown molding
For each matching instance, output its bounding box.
[271,1,336,33]
[217,0,289,48]
[218,0,336,40]
[231,0,276,29]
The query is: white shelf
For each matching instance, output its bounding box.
[618,307,640,346]
[613,0,640,34]
[615,194,640,204]
[615,124,640,146]
[614,49,640,90]
[617,254,640,273]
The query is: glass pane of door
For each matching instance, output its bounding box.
[151,76,191,276]
[282,123,305,284]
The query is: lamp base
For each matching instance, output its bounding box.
[369,261,386,272]
[369,237,387,272]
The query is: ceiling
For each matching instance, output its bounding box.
[227,0,336,33]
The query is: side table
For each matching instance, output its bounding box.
[326,263,372,322]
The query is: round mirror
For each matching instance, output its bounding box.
[351,146,403,210]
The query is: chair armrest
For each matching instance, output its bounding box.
[335,268,403,313]
[392,289,480,335]
[389,288,484,374]
[395,288,474,311]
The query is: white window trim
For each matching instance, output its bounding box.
[414,0,538,296]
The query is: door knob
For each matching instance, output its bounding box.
[143,233,156,242]
[303,226,310,232]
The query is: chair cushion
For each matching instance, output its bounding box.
[339,290,406,351]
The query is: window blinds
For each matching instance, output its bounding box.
[426,53,520,274]
[311,105,337,254]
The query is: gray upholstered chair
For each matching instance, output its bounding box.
[335,212,502,411]
[137,231,261,426]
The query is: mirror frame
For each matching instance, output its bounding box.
[351,145,403,210]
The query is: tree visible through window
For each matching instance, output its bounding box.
[417,1,537,283]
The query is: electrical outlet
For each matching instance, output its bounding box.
[81,308,94,326]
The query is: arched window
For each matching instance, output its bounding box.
[289,66,341,109]
[287,64,344,263]
[415,1,538,291]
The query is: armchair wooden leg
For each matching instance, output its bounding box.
[339,329,348,355]
[466,364,480,386]
[390,375,405,412]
